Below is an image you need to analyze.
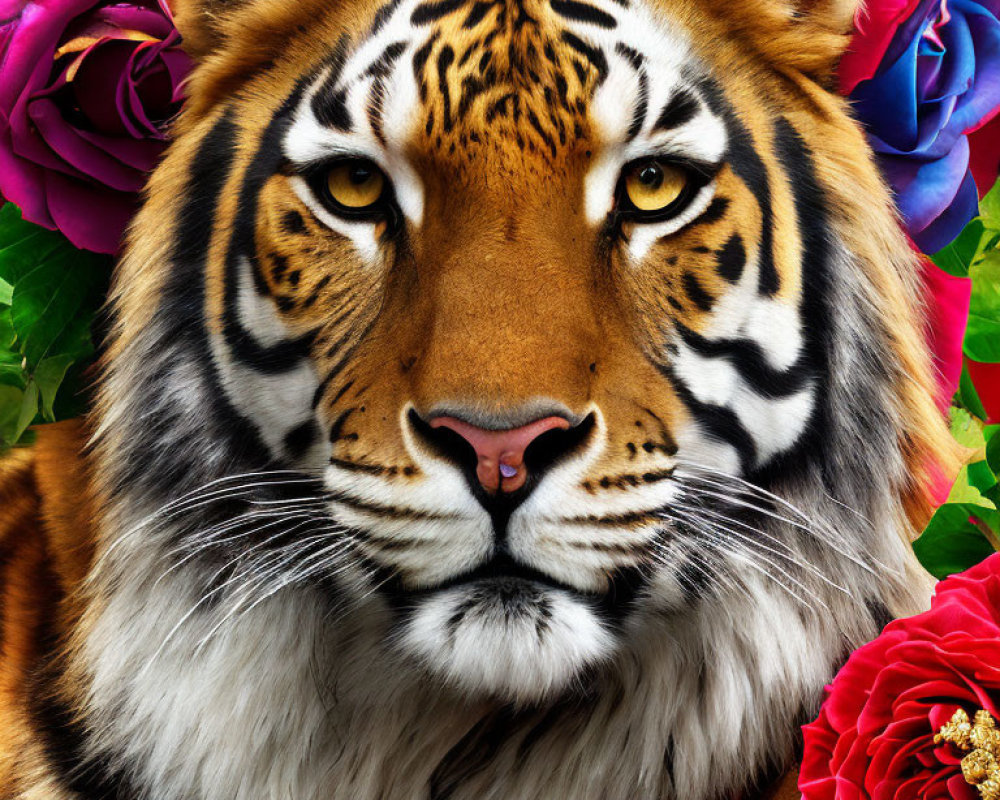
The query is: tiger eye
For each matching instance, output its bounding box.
[624,161,689,212]
[326,160,385,209]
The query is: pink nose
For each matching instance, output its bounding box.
[428,416,571,493]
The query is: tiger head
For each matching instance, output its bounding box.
[81,0,956,795]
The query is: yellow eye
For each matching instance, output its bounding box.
[623,161,690,213]
[326,160,386,210]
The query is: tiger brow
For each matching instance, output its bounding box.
[653,91,701,132]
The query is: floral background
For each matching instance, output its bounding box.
[2,0,1000,797]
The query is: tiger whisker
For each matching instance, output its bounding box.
[195,534,361,653]
[665,508,849,595]
[658,518,833,610]
[675,466,884,568]
[156,513,327,588]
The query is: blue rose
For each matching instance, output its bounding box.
[848,0,1000,253]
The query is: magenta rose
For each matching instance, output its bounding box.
[0,0,191,253]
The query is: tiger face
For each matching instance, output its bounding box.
[180,0,842,701]
[78,0,953,795]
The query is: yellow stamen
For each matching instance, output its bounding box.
[936,708,1000,800]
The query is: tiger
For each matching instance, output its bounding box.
[0,0,962,796]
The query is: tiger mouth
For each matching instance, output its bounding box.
[390,551,647,620]
[431,552,577,595]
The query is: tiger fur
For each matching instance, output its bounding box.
[0,0,960,797]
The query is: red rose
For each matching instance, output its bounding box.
[800,553,1000,800]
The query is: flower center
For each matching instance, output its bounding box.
[935,708,1000,800]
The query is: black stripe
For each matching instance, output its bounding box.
[626,68,648,141]
[366,40,407,78]
[368,76,388,146]
[311,36,352,130]
[312,315,377,409]
[865,597,893,632]
[551,0,617,28]
[715,233,745,283]
[693,77,779,296]
[614,41,642,69]
[748,116,832,480]
[663,366,757,473]
[437,45,455,130]
[283,418,319,459]
[222,87,316,373]
[368,0,402,34]
[412,32,438,81]
[462,0,493,26]
[281,210,306,235]
[653,91,699,131]
[526,108,557,157]
[675,323,811,398]
[171,112,239,272]
[687,196,729,229]
[412,0,467,24]
[560,31,608,84]
[114,108,273,492]
[681,271,713,311]
[327,407,356,442]
[29,563,142,799]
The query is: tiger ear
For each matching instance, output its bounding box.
[792,0,859,37]
[169,0,244,60]
[710,0,862,79]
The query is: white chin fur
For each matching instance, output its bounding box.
[398,580,615,704]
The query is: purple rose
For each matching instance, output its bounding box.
[848,0,1000,253]
[0,0,191,253]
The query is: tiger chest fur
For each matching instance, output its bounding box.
[0,0,957,797]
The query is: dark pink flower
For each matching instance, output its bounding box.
[0,0,191,253]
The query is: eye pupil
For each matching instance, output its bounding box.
[638,164,663,189]
[350,165,373,185]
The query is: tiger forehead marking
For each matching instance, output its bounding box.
[290,0,719,179]
[406,0,600,158]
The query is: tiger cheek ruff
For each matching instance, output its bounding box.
[0,0,960,798]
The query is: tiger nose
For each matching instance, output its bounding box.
[428,416,571,493]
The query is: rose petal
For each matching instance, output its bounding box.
[43,168,132,253]
[27,95,147,191]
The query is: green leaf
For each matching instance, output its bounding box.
[46,306,96,363]
[0,356,26,390]
[957,213,1000,363]
[33,354,76,422]
[949,406,986,450]
[931,218,991,277]
[0,203,111,450]
[987,426,1000,475]
[0,306,15,350]
[981,176,1000,229]
[946,464,996,508]
[0,384,24,447]
[964,313,1000,363]
[11,261,95,368]
[0,380,41,448]
[0,227,68,287]
[968,458,998,494]
[959,361,990,420]
[913,503,998,578]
